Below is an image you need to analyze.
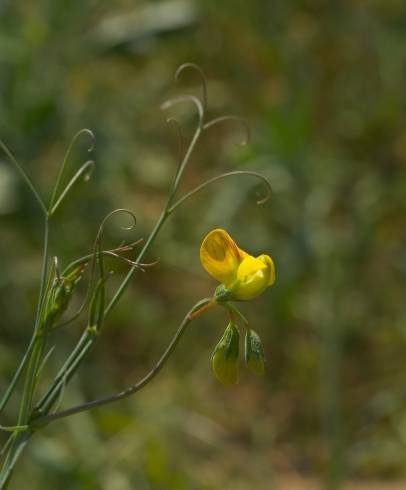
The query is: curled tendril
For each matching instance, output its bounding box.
[203,115,251,146]
[65,209,137,333]
[49,160,95,216]
[75,128,95,153]
[92,208,137,288]
[166,118,185,172]
[52,210,138,331]
[161,95,204,130]
[55,239,143,327]
[167,170,272,214]
[175,63,208,116]
[49,129,95,215]
[97,208,137,237]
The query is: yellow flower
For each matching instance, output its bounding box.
[200,229,275,301]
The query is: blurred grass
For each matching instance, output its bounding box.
[1,0,406,489]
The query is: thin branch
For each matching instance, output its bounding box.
[31,298,214,426]
[49,160,95,216]
[49,128,95,211]
[0,140,47,216]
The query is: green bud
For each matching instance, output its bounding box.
[44,265,85,328]
[211,322,240,385]
[245,329,265,375]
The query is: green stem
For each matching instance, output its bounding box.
[34,337,87,416]
[0,219,50,413]
[222,303,249,327]
[0,218,50,488]
[0,141,47,217]
[35,336,94,416]
[166,126,202,208]
[49,129,94,211]
[49,160,94,217]
[32,298,213,427]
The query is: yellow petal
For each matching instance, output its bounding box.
[257,254,276,286]
[200,229,246,286]
[232,256,269,300]
[229,253,276,300]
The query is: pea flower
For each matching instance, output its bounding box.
[200,229,275,301]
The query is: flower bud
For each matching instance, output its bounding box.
[44,265,85,328]
[244,329,265,375]
[211,323,240,385]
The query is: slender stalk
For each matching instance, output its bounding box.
[34,335,92,416]
[32,298,214,427]
[49,160,94,216]
[18,218,49,421]
[166,126,202,208]
[0,141,47,217]
[0,219,50,414]
[222,303,249,327]
[0,218,50,488]
[48,129,94,212]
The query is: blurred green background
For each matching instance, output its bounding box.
[1,1,406,489]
